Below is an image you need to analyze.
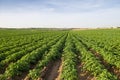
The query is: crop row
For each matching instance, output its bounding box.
[73,35,117,80]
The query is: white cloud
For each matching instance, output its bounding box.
[0,7,120,28]
[0,0,120,28]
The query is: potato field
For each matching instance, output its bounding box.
[0,29,120,80]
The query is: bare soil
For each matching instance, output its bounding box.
[77,62,96,80]
[55,59,63,80]
[40,59,61,80]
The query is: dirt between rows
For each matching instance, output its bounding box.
[39,58,96,80]
[77,62,96,80]
[39,59,62,80]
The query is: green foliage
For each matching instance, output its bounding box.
[61,34,78,80]
[0,29,119,80]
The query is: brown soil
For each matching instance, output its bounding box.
[89,48,120,80]
[40,59,61,80]
[77,62,96,80]
[111,66,120,80]
[55,59,63,80]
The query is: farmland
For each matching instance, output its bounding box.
[0,29,120,80]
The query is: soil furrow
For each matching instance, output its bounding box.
[77,61,96,80]
[55,59,63,80]
[40,59,61,80]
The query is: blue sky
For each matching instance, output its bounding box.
[0,0,120,28]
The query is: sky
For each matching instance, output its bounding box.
[0,0,120,28]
